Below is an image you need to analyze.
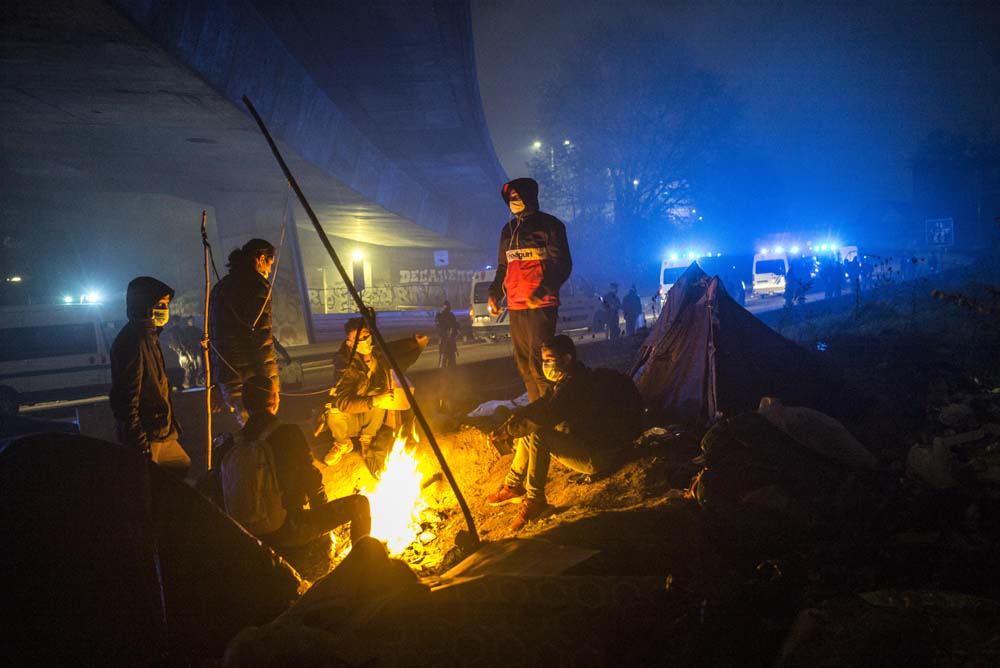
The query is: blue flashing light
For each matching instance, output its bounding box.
[669,253,679,261]
[686,251,696,259]
[760,247,769,254]
[775,245,784,253]
[790,246,800,254]
[62,295,73,304]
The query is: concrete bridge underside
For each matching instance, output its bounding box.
[1,0,507,343]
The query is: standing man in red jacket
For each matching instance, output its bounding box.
[488,178,572,401]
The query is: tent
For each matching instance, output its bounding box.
[630,263,836,426]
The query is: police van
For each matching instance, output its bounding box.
[468,268,604,339]
[751,250,789,297]
[0,303,122,407]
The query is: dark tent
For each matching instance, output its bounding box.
[0,433,301,666]
[630,263,837,426]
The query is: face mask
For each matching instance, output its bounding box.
[542,359,566,383]
[151,308,170,327]
[354,337,373,356]
[509,199,525,214]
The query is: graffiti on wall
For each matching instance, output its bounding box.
[308,273,474,314]
[398,268,475,284]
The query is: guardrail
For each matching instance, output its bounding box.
[312,310,439,342]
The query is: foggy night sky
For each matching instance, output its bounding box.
[471,0,999,245]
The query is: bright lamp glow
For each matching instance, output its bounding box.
[686,251,696,259]
[7,276,22,283]
[669,253,679,261]
[791,246,800,254]
[760,247,769,254]
[563,139,571,146]
[351,249,364,262]
[63,295,74,304]
[775,245,784,253]
[532,140,542,149]
[83,291,102,303]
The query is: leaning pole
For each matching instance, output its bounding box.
[241,96,479,549]
[201,211,213,470]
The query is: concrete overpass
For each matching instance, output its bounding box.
[1,0,507,343]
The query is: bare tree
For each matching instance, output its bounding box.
[528,28,739,268]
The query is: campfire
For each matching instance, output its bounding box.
[362,437,428,555]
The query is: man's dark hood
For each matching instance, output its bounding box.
[501,177,539,211]
[126,276,175,321]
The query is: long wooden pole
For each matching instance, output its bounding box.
[201,211,213,470]
[241,96,479,547]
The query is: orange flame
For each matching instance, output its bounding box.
[363,437,426,555]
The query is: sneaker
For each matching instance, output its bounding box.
[323,440,353,466]
[486,484,526,506]
[510,498,548,532]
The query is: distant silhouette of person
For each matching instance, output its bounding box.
[602,283,621,339]
[435,301,459,369]
[621,285,642,336]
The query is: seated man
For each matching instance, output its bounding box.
[320,317,427,474]
[229,375,371,550]
[486,335,642,531]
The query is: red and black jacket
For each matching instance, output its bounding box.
[488,178,572,310]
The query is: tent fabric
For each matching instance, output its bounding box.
[0,433,302,666]
[631,263,835,426]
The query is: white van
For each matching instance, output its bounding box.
[0,304,121,406]
[659,258,691,301]
[751,251,789,297]
[468,269,604,338]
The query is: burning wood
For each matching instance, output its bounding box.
[363,437,428,555]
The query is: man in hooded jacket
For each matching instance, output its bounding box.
[485,335,641,531]
[209,238,280,426]
[110,276,191,474]
[488,177,572,401]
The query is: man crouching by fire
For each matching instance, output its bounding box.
[486,335,642,531]
[316,316,427,477]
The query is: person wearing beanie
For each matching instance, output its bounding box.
[488,177,572,401]
[208,238,280,426]
[110,276,191,474]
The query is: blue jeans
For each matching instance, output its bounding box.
[504,428,612,503]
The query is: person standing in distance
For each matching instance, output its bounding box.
[488,178,572,401]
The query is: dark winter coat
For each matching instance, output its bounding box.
[622,290,642,316]
[330,335,427,413]
[489,177,572,311]
[208,266,279,387]
[242,412,326,518]
[109,277,177,451]
[504,360,638,447]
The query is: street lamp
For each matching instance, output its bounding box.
[532,140,542,150]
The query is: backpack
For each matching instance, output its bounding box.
[220,422,287,535]
[590,367,644,441]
